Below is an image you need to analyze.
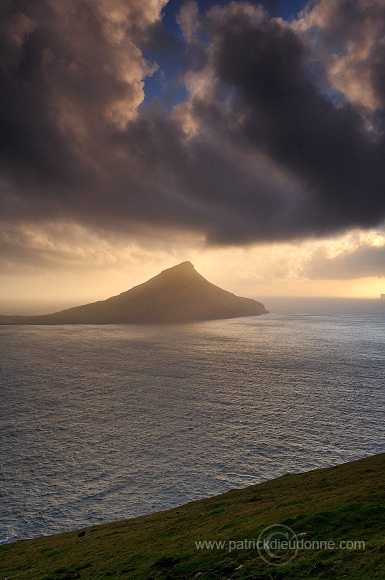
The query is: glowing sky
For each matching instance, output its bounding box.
[2,0,385,312]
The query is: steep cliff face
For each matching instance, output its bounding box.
[0,262,268,324]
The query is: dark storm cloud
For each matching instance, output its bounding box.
[2,0,385,254]
[305,243,385,280]
[197,3,385,241]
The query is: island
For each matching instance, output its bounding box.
[0,261,268,324]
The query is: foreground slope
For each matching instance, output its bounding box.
[1,453,384,579]
[0,262,267,325]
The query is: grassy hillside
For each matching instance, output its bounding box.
[1,453,384,579]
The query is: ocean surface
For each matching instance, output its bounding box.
[1,298,385,544]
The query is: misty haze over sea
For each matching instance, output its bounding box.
[1,298,385,544]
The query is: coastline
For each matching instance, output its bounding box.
[1,452,384,579]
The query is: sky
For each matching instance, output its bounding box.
[2,0,385,313]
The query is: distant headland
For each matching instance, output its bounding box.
[0,261,268,325]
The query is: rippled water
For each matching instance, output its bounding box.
[1,302,385,543]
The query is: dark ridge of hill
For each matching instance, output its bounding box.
[1,453,385,579]
[0,261,268,324]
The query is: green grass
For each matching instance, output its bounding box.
[1,453,385,579]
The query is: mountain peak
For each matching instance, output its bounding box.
[176,261,194,268]
[162,261,195,273]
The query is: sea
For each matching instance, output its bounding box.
[1,297,385,544]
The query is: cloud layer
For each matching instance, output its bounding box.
[305,241,385,280]
[2,0,385,269]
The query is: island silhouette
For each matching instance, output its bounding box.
[0,261,268,325]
